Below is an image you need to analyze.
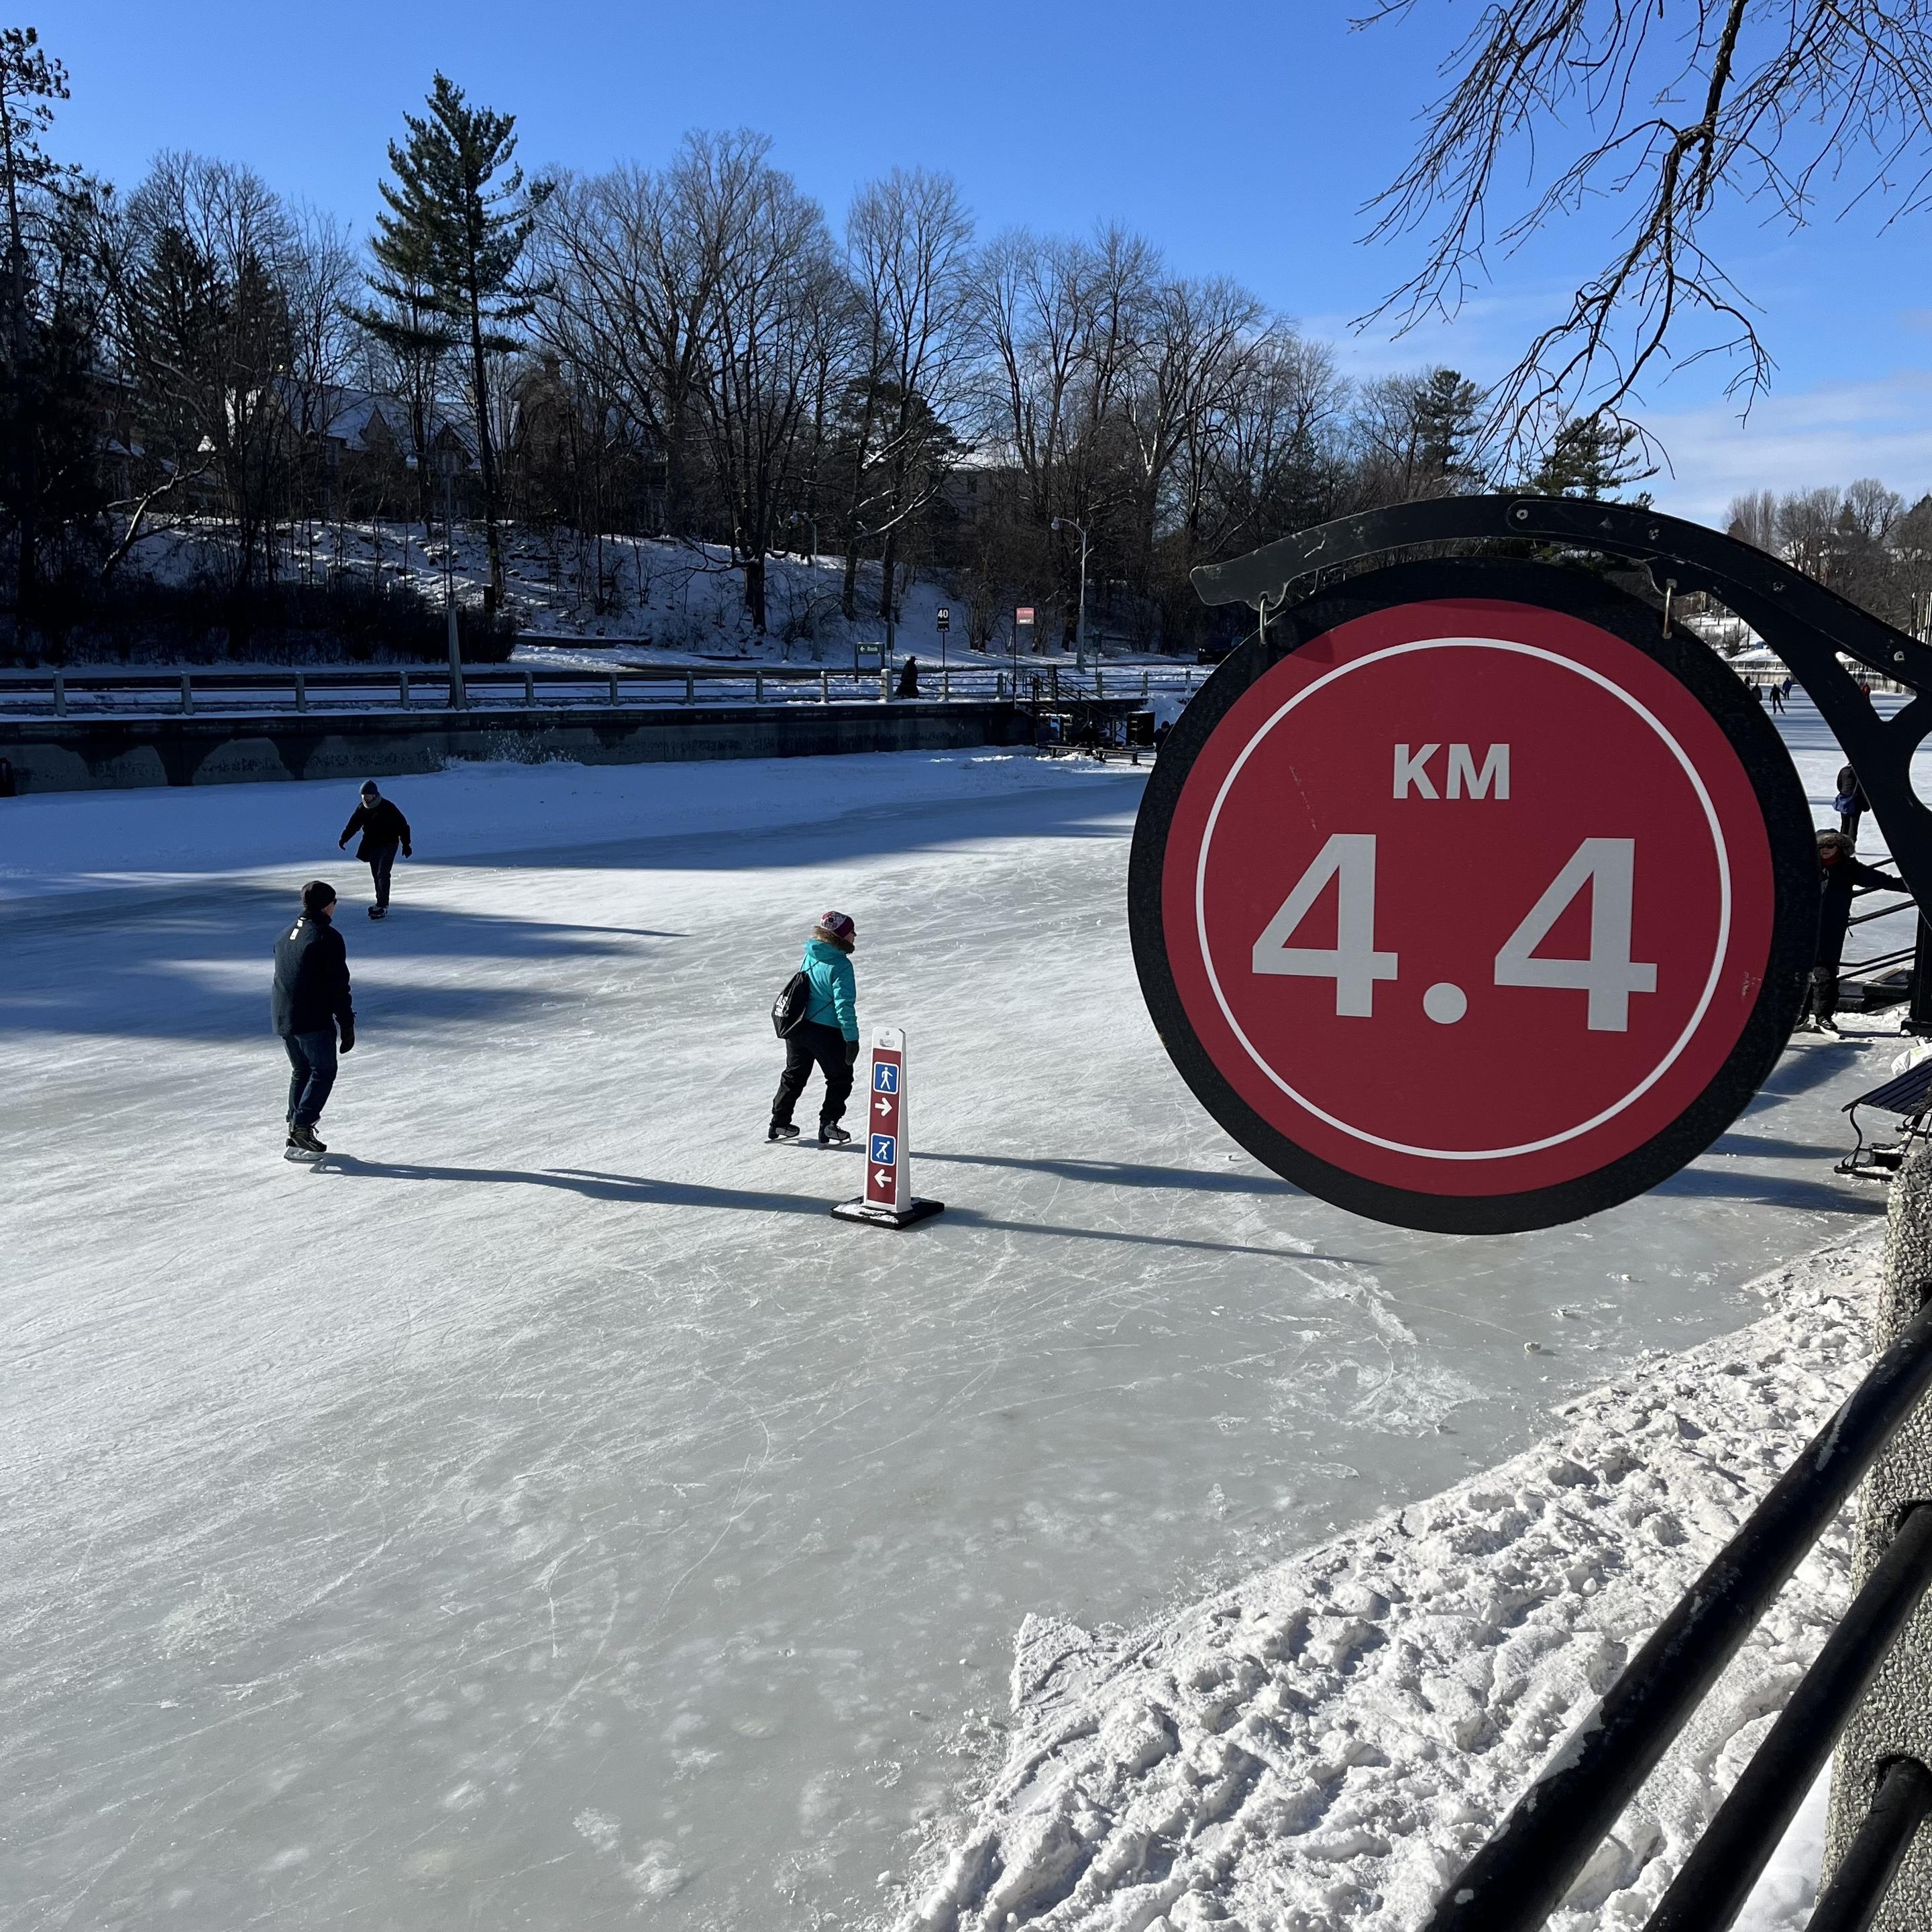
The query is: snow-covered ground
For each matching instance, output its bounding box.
[0,697,1912,1929]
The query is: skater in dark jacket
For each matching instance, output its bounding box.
[769,910,861,1145]
[273,880,356,1155]
[896,655,920,698]
[338,781,412,919]
[1799,829,1900,1032]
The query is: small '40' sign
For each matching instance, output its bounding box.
[1129,558,1816,1234]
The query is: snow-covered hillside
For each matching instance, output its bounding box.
[122,520,1096,665]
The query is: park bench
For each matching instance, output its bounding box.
[1839,1053,1932,1179]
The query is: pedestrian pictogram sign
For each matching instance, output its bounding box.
[831,1026,946,1229]
[1130,559,1815,1234]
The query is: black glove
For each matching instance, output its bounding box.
[402,845,412,859]
[338,1018,356,1054]
[337,838,347,850]
[844,1038,860,1064]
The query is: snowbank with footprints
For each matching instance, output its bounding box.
[904,1235,1878,1931]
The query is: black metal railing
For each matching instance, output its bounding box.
[1812,1757,1932,1931]
[1421,1295,1932,1932]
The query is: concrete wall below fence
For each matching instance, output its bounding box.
[0,701,1029,794]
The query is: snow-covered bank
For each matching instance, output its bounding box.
[902,1234,1880,1932]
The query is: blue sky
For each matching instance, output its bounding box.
[47,0,1932,520]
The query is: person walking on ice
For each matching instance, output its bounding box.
[338,781,412,920]
[769,910,860,1144]
[274,880,356,1157]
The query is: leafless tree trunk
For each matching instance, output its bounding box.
[845,167,973,626]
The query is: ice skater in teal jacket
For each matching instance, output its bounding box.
[770,910,861,1144]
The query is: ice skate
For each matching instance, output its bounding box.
[367,905,386,920]
[767,1120,800,1142]
[818,1122,852,1146]
[287,1122,327,1157]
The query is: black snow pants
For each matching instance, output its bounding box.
[773,1020,855,1128]
[367,846,396,911]
[283,1029,339,1128]
[1801,963,1840,1024]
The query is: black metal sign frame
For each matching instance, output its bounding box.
[1189,493,1932,905]
[1133,553,1817,1233]
[1139,493,1932,1231]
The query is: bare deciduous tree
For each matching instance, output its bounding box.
[103,152,301,588]
[843,166,973,629]
[1364,1,1932,464]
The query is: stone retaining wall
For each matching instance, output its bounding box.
[0,700,1027,793]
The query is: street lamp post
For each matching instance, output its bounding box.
[1052,515,1090,673]
[436,447,466,710]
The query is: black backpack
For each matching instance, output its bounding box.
[771,969,812,1037]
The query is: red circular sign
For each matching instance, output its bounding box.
[1132,565,1812,1232]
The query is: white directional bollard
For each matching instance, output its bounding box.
[830,1026,946,1229]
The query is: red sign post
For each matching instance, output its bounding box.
[832,1026,945,1229]
[1130,561,1814,1233]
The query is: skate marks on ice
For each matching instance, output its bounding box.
[900,1234,1878,1932]
[310,1155,836,1220]
[916,1150,1305,1201]
[301,1153,1372,1269]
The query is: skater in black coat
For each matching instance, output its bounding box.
[1799,829,1900,1032]
[338,781,413,920]
[273,879,356,1155]
[896,655,920,698]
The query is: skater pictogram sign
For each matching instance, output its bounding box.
[832,1027,945,1230]
[1132,554,1817,1234]
[866,1042,903,1208]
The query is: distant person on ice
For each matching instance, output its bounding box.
[896,655,920,698]
[338,780,412,920]
[1799,829,1900,1034]
[274,879,356,1157]
[769,911,860,1145]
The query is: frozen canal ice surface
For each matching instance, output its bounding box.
[0,709,1905,1928]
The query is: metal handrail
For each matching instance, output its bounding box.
[1811,1756,1932,1931]
[0,661,1202,688]
[0,661,1199,719]
[1421,1295,1932,1932]
[1642,1505,1932,1930]
[1839,947,1917,982]
[1849,892,1915,930]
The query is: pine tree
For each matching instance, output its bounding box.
[1526,415,1654,502]
[1413,368,1485,487]
[0,28,91,633]
[370,74,548,600]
